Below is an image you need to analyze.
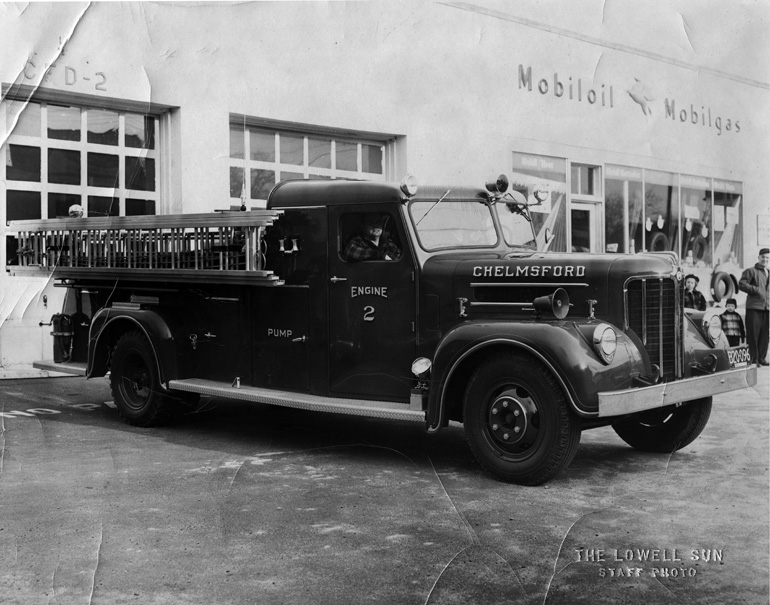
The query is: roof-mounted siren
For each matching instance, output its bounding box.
[400,174,418,198]
[485,174,510,196]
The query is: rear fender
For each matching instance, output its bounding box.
[426,321,646,430]
[87,307,182,386]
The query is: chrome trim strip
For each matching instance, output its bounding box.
[657,278,664,373]
[641,278,647,345]
[169,379,425,423]
[468,301,531,307]
[470,282,589,288]
[597,366,757,418]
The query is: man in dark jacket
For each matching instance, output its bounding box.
[738,248,770,365]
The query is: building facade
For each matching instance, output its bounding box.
[1,1,768,369]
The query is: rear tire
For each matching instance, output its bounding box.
[611,397,712,452]
[463,353,581,485]
[110,331,173,427]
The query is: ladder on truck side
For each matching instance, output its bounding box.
[8,210,284,285]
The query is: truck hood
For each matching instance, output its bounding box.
[422,251,680,323]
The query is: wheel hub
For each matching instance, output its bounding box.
[488,392,531,446]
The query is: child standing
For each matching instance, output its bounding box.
[720,298,746,347]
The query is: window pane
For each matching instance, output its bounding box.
[6,145,41,181]
[681,175,712,267]
[48,148,81,185]
[250,130,275,162]
[362,144,383,174]
[645,170,678,253]
[250,168,275,199]
[605,165,643,253]
[48,105,81,141]
[88,152,119,187]
[6,190,41,221]
[713,180,743,265]
[309,137,331,169]
[230,126,245,159]
[8,101,41,137]
[125,114,155,149]
[230,166,245,197]
[48,193,81,218]
[125,156,155,191]
[572,165,596,195]
[336,141,357,171]
[87,109,119,145]
[281,172,304,181]
[88,196,119,217]
[126,199,156,216]
[280,133,303,165]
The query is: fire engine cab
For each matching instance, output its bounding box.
[9,176,757,485]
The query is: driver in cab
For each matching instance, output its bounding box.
[343,213,401,262]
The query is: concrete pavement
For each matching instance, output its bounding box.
[0,369,767,604]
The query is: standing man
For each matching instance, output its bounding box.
[738,248,770,366]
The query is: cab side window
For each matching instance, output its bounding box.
[340,212,402,262]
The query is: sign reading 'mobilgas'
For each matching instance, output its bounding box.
[517,64,742,136]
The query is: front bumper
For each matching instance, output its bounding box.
[597,365,757,418]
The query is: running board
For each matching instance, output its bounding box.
[168,378,426,423]
[33,359,87,376]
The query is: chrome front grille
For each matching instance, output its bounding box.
[625,277,681,379]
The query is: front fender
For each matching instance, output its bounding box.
[426,320,646,429]
[87,306,184,386]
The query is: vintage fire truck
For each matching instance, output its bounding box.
[9,176,756,485]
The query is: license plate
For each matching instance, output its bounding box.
[727,345,751,367]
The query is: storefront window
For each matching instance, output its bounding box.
[713,180,743,267]
[681,175,712,267]
[511,152,567,252]
[605,165,643,253]
[644,170,678,253]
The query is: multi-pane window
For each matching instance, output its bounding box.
[3,101,159,221]
[229,123,387,206]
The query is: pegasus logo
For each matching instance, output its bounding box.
[627,78,655,116]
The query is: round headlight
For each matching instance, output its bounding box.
[706,315,723,345]
[592,324,617,364]
[411,357,432,378]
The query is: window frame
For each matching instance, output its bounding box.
[229,114,398,207]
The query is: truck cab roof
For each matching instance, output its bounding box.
[266,179,489,209]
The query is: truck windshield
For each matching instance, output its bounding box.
[409,199,536,251]
[497,201,537,250]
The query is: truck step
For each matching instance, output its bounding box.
[32,360,87,376]
[168,378,426,423]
